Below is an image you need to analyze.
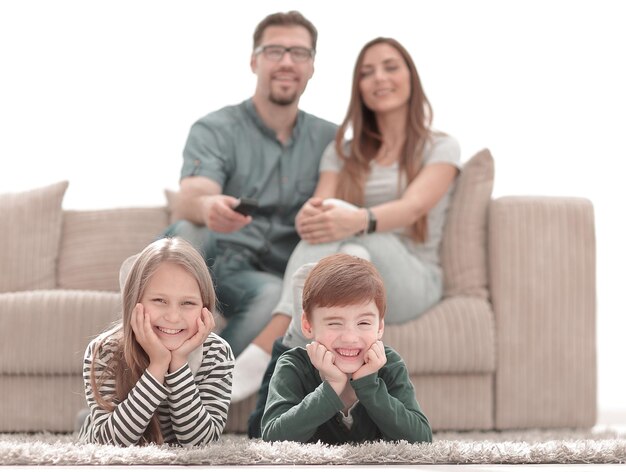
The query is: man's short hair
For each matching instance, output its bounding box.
[302,253,386,320]
[253,10,318,51]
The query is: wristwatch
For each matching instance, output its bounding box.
[366,208,377,233]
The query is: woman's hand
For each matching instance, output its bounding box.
[169,307,215,372]
[306,341,348,395]
[298,202,367,244]
[130,303,171,382]
[352,340,387,380]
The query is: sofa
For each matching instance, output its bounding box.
[0,149,597,433]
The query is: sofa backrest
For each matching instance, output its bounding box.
[57,207,170,291]
[54,149,494,295]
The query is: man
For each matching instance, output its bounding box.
[164,11,336,380]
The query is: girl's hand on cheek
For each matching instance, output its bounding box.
[130,303,170,382]
[353,340,386,380]
[169,307,214,372]
[306,341,348,395]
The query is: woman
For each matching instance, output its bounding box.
[233,37,461,414]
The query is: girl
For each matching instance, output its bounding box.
[78,237,234,446]
[236,37,461,423]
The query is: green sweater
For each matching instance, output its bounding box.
[261,346,432,444]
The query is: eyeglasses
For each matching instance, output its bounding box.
[254,45,315,63]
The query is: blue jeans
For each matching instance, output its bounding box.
[163,220,282,357]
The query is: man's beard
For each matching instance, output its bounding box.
[269,90,298,106]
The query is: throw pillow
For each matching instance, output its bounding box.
[164,188,179,225]
[440,149,494,299]
[0,181,69,292]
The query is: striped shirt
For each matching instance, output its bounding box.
[78,332,234,447]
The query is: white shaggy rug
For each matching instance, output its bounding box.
[1,429,625,466]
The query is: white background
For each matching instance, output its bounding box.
[1,0,624,414]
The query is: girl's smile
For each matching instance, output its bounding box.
[140,261,203,351]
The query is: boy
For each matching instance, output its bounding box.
[261,253,432,444]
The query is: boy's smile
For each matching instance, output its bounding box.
[332,347,366,372]
[302,300,384,374]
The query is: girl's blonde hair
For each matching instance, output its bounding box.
[89,237,215,444]
[335,37,433,242]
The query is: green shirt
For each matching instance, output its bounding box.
[261,346,432,444]
[181,99,337,274]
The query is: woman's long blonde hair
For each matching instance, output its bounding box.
[89,237,216,445]
[335,37,433,242]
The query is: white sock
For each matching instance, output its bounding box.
[230,344,271,403]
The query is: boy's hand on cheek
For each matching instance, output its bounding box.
[306,341,348,395]
[352,340,386,380]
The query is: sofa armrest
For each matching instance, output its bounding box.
[489,196,596,429]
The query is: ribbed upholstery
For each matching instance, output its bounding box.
[413,374,494,430]
[58,207,170,291]
[224,375,494,433]
[490,197,597,429]
[0,375,84,432]
[440,149,494,299]
[0,290,121,374]
[0,181,68,292]
[225,395,258,434]
[383,296,495,375]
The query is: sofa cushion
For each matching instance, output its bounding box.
[0,181,68,292]
[1,376,86,432]
[58,207,169,291]
[383,296,496,374]
[440,149,494,299]
[0,290,121,374]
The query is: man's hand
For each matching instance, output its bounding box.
[352,340,386,380]
[169,307,215,372]
[201,195,252,233]
[306,341,348,395]
[130,303,171,382]
[295,197,324,236]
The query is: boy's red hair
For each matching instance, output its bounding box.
[302,253,386,320]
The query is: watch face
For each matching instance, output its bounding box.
[367,208,377,233]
